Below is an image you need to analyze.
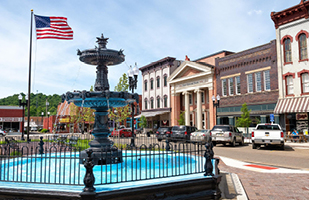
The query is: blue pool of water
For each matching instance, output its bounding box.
[0,150,214,193]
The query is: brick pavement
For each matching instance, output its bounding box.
[218,157,309,200]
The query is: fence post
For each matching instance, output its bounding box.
[38,136,44,154]
[204,138,214,176]
[165,138,170,151]
[80,149,96,199]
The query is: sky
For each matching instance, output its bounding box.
[0,0,301,99]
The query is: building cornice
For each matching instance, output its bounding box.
[271,1,309,29]
[139,57,176,72]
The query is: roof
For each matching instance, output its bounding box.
[139,57,176,71]
[193,50,234,62]
[0,106,22,110]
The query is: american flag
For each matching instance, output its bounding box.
[34,15,73,40]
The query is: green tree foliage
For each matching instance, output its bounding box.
[236,103,252,128]
[178,111,185,125]
[114,73,129,92]
[108,105,130,128]
[69,103,95,126]
[139,115,147,129]
[0,93,61,116]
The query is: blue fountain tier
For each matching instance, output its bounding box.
[62,90,139,108]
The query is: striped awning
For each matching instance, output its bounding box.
[274,97,309,114]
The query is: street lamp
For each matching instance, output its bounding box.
[41,112,44,129]
[212,95,220,125]
[18,94,28,140]
[47,111,50,133]
[128,63,139,147]
[46,99,49,117]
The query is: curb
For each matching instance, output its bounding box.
[219,172,248,200]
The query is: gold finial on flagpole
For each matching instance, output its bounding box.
[31,9,33,12]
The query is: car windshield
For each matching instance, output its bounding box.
[256,125,280,130]
[212,126,230,131]
[172,126,186,131]
[158,127,170,131]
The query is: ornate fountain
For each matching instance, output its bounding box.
[62,34,138,165]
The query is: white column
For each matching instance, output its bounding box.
[195,89,203,130]
[183,91,190,126]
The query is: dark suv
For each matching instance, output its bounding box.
[170,126,197,142]
[156,127,172,141]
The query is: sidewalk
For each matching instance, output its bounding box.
[218,157,309,200]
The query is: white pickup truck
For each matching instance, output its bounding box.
[251,123,284,150]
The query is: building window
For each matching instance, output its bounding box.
[201,92,205,103]
[164,96,168,108]
[164,75,167,87]
[222,79,227,96]
[299,34,308,61]
[255,72,261,92]
[247,74,253,93]
[150,98,154,109]
[229,77,234,95]
[264,70,270,91]
[144,99,148,110]
[301,73,309,94]
[286,75,294,95]
[150,79,154,90]
[189,94,192,105]
[284,38,292,63]
[144,81,147,91]
[157,77,160,88]
[157,96,160,108]
[235,76,240,95]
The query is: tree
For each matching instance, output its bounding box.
[139,115,147,128]
[108,105,130,129]
[178,111,185,125]
[236,103,252,136]
[69,103,95,132]
[114,73,129,92]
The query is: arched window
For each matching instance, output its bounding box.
[144,98,148,110]
[164,95,168,108]
[286,75,294,95]
[156,96,160,108]
[150,78,154,90]
[284,38,292,63]
[301,73,309,94]
[299,34,308,61]
[144,80,148,91]
[150,98,154,109]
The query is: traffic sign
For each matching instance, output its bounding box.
[270,114,274,122]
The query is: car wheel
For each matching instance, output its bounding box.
[239,137,244,146]
[121,134,125,138]
[231,138,236,147]
[280,143,285,150]
[212,141,216,146]
[158,139,162,142]
[252,143,257,149]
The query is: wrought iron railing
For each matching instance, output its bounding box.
[0,133,209,186]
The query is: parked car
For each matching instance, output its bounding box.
[111,128,135,138]
[251,123,284,150]
[190,129,211,144]
[0,129,6,136]
[156,127,172,141]
[170,126,197,142]
[211,125,244,147]
[134,127,143,134]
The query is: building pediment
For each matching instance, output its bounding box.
[168,60,214,84]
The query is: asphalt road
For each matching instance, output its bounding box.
[213,143,309,170]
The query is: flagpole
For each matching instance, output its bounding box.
[26,9,33,142]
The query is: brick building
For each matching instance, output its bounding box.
[0,106,23,132]
[271,0,309,134]
[215,40,279,127]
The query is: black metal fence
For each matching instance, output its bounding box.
[0,133,209,186]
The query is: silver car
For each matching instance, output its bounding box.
[0,129,6,136]
[190,129,210,144]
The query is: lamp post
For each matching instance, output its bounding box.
[18,94,28,140]
[41,112,44,129]
[212,95,220,125]
[47,111,50,133]
[128,63,139,147]
[45,99,49,117]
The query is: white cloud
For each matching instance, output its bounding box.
[248,10,263,15]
